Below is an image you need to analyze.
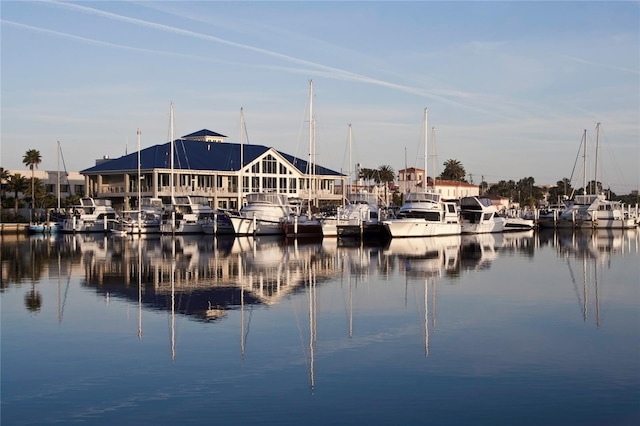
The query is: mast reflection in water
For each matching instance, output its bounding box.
[1,229,638,425]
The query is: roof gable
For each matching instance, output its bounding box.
[81,139,343,177]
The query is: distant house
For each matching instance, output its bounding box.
[1,169,85,202]
[397,167,479,200]
[80,129,345,211]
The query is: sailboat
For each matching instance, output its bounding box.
[112,129,163,234]
[280,80,323,238]
[159,104,215,234]
[29,141,69,234]
[558,124,636,229]
[382,108,461,238]
[334,125,388,239]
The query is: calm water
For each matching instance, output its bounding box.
[1,229,639,426]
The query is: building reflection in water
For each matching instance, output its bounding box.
[3,227,636,362]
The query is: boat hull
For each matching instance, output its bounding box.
[229,216,283,235]
[383,219,461,238]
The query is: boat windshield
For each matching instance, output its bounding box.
[406,192,441,203]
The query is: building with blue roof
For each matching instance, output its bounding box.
[81,129,345,211]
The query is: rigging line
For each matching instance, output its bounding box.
[412,283,426,340]
[566,256,584,313]
[568,131,585,197]
[244,303,254,344]
[291,284,309,363]
[58,143,72,190]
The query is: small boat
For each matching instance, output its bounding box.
[112,197,163,234]
[336,192,388,239]
[503,216,535,231]
[228,192,295,236]
[161,196,218,234]
[459,196,506,234]
[500,208,535,231]
[61,197,119,233]
[558,193,636,229]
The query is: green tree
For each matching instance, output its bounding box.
[0,167,9,212]
[23,149,42,221]
[24,177,47,211]
[377,165,395,206]
[7,173,28,215]
[439,159,466,181]
[358,167,378,186]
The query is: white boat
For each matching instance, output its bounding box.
[503,216,535,231]
[29,141,68,234]
[459,196,506,234]
[61,197,119,233]
[557,124,636,229]
[501,209,535,231]
[336,191,387,239]
[558,193,636,229]
[112,131,163,234]
[112,197,163,234]
[228,192,294,235]
[382,108,461,238]
[161,195,217,234]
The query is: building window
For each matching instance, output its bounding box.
[279,177,287,192]
[251,176,259,192]
[262,154,277,174]
[289,178,297,193]
[216,175,223,188]
[262,177,277,190]
[279,163,288,175]
[243,176,249,193]
[251,163,260,174]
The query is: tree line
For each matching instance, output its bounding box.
[0,149,81,222]
[357,158,637,208]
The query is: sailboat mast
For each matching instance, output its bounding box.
[594,122,600,195]
[137,128,142,231]
[348,123,352,201]
[424,108,428,190]
[238,107,244,210]
[582,129,587,194]
[170,103,175,203]
[308,80,313,215]
[57,140,61,211]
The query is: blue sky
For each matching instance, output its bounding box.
[1,1,638,194]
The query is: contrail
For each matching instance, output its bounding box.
[8,0,536,120]
[42,0,518,117]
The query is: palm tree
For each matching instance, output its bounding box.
[23,149,42,222]
[377,165,395,206]
[439,159,466,181]
[7,173,28,216]
[0,167,9,215]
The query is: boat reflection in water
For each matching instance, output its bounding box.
[74,234,341,325]
[2,220,639,426]
[65,230,545,329]
[49,227,637,362]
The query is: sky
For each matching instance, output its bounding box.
[1,1,639,194]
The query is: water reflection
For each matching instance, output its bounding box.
[1,228,637,320]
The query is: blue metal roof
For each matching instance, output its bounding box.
[81,139,343,177]
[181,129,227,138]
